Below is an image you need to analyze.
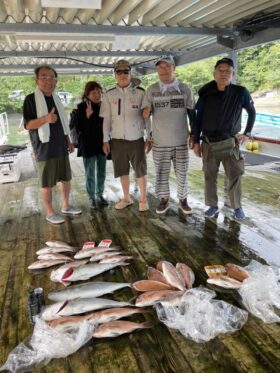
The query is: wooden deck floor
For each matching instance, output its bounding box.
[0,149,279,373]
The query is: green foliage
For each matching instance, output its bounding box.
[237,42,280,91]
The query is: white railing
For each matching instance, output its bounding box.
[0,112,9,145]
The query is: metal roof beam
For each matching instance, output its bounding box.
[176,28,280,67]
[0,63,112,72]
[0,50,171,58]
[0,23,234,36]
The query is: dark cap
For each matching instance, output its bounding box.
[114,59,131,71]
[155,55,175,66]
[215,57,234,69]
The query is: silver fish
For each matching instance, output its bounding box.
[37,246,77,254]
[38,253,73,262]
[41,298,132,321]
[46,240,74,249]
[74,247,118,260]
[48,281,131,302]
[93,320,152,338]
[89,251,123,262]
[50,261,129,286]
[28,259,68,270]
[99,255,133,264]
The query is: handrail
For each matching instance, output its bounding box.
[243,112,280,126]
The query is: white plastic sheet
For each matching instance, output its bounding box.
[155,287,248,343]
[0,317,96,373]
[238,260,280,323]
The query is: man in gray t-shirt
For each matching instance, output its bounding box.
[142,55,195,215]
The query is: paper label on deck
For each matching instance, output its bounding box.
[98,239,112,248]
[82,242,95,250]
[204,265,227,277]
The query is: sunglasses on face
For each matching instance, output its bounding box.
[115,69,130,75]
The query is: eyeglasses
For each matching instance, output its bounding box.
[38,76,57,81]
[115,70,130,75]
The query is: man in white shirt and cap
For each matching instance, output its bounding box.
[100,60,150,212]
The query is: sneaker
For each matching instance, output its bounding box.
[139,201,149,212]
[179,198,192,215]
[115,199,133,210]
[96,196,109,206]
[46,214,65,224]
[234,207,245,220]
[205,206,219,218]
[90,199,97,209]
[61,206,82,215]
[156,198,169,214]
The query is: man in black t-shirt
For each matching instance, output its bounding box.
[23,65,81,224]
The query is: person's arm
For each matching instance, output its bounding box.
[243,89,256,135]
[142,88,153,119]
[192,99,203,157]
[236,89,256,144]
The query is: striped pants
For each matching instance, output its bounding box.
[152,143,189,200]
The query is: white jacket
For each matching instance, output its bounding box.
[100,84,150,142]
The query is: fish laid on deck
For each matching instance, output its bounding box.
[28,259,71,269]
[37,253,73,261]
[41,298,133,321]
[132,280,174,292]
[46,240,76,249]
[50,261,130,286]
[36,246,78,254]
[49,307,147,331]
[74,246,119,259]
[92,321,152,338]
[176,263,195,289]
[207,276,243,289]
[48,281,132,302]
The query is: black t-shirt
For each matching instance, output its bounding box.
[23,93,68,161]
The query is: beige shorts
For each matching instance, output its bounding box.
[111,138,147,178]
[37,156,72,188]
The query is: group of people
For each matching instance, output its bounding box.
[23,55,255,225]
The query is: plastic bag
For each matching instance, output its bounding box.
[0,317,96,373]
[238,260,280,323]
[155,287,248,343]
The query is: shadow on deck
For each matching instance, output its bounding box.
[0,149,279,373]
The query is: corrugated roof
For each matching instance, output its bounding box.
[0,0,279,76]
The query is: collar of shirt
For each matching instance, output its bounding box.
[159,79,181,94]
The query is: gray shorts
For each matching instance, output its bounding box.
[111,138,147,178]
[37,156,72,188]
